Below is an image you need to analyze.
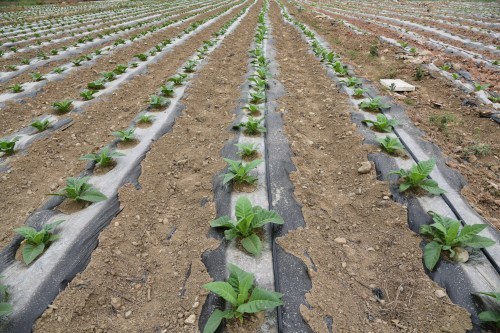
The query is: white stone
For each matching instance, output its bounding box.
[380,79,415,92]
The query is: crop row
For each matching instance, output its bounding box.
[0,0,229,81]
[0,2,255,331]
[278,0,499,329]
[0,0,245,163]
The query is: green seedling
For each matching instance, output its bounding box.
[249,77,266,89]
[249,89,265,104]
[389,159,446,195]
[203,264,283,333]
[0,137,19,155]
[49,176,107,203]
[87,79,105,90]
[50,49,58,55]
[242,104,261,115]
[451,73,460,80]
[81,147,124,167]
[14,220,63,265]
[399,41,408,48]
[235,143,258,158]
[10,83,23,93]
[235,117,266,135]
[420,212,495,271]
[223,158,262,185]
[345,77,361,87]
[409,47,417,54]
[21,58,30,65]
[362,114,397,132]
[113,64,127,75]
[476,292,500,328]
[167,73,188,86]
[130,62,138,68]
[53,67,66,74]
[101,71,116,81]
[37,52,48,60]
[0,276,12,316]
[488,95,500,103]
[160,83,175,97]
[254,67,268,80]
[30,119,51,132]
[183,60,196,73]
[210,197,283,255]
[31,72,45,81]
[53,99,73,113]
[135,53,148,61]
[112,128,135,142]
[474,83,490,91]
[376,135,404,154]
[415,66,424,81]
[439,64,451,71]
[138,114,155,124]
[332,61,348,76]
[80,89,95,100]
[149,95,169,108]
[359,97,390,111]
[72,58,84,66]
[353,88,365,98]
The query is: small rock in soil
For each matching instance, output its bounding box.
[334,237,347,244]
[184,314,196,325]
[358,162,372,174]
[435,289,447,298]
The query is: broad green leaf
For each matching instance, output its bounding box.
[237,299,283,314]
[445,221,460,244]
[235,197,254,221]
[245,159,263,170]
[228,263,254,295]
[203,309,234,333]
[458,224,487,238]
[399,182,412,192]
[203,282,238,307]
[223,173,236,184]
[478,310,500,324]
[0,302,12,316]
[419,225,434,237]
[478,292,500,301]
[253,209,284,228]
[420,179,446,195]
[13,227,36,239]
[23,243,45,265]
[464,235,496,249]
[249,287,283,303]
[241,234,261,256]
[237,273,254,304]
[416,159,435,176]
[79,189,107,202]
[210,216,235,228]
[423,241,442,271]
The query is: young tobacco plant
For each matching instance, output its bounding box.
[0,276,12,316]
[476,292,500,328]
[80,89,95,100]
[31,119,51,132]
[353,88,365,98]
[389,159,446,195]
[235,143,258,158]
[81,147,124,167]
[167,73,187,86]
[0,137,19,155]
[10,83,23,93]
[160,83,175,97]
[359,97,390,112]
[223,158,262,185]
[249,89,266,104]
[249,77,266,89]
[87,79,105,90]
[242,104,261,115]
[53,99,73,113]
[135,53,148,61]
[113,64,127,75]
[345,77,361,87]
[53,67,65,74]
[14,220,63,265]
[183,60,196,73]
[376,135,404,154]
[31,72,45,82]
[138,114,155,124]
[420,212,495,271]
[101,71,116,81]
[203,264,283,333]
[49,176,107,202]
[235,117,266,135]
[149,95,169,108]
[112,128,135,142]
[210,197,283,255]
[362,114,397,132]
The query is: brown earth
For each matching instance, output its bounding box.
[0,0,250,249]
[33,2,260,332]
[284,3,499,229]
[268,2,472,331]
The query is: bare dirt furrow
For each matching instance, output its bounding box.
[0,1,242,136]
[32,2,261,332]
[284,2,499,229]
[0,0,250,249]
[268,1,472,332]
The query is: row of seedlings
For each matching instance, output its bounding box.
[0,0,231,82]
[278,1,500,330]
[201,2,287,333]
[0,0,248,166]
[0,4,256,332]
[0,0,175,46]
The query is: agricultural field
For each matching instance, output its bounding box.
[0,0,498,332]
